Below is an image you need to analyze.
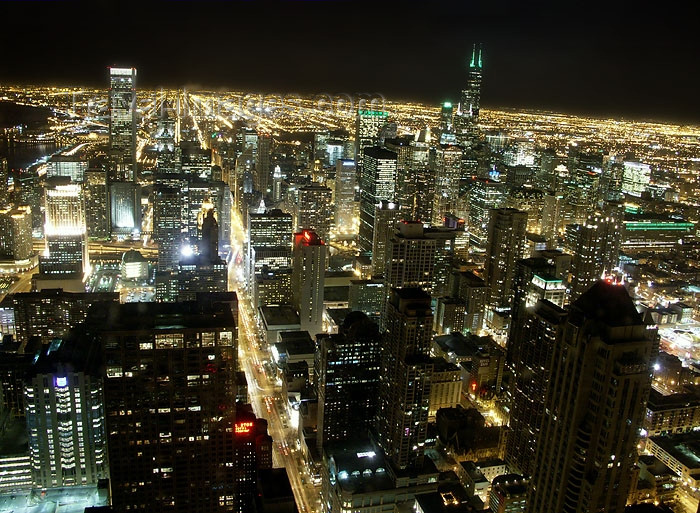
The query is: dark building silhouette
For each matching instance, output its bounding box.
[91,296,238,512]
[528,281,657,513]
[315,312,381,451]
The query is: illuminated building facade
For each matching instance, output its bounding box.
[456,43,482,141]
[432,145,463,224]
[109,181,141,238]
[108,67,137,181]
[0,157,8,207]
[297,184,333,242]
[483,208,527,322]
[384,221,456,299]
[9,289,118,347]
[84,169,109,239]
[371,200,400,277]
[354,110,389,169]
[178,210,228,301]
[334,159,357,233]
[468,178,507,252]
[292,230,326,336]
[0,206,33,261]
[121,249,149,282]
[358,146,397,254]
[621,215,696,251]
[154,185,184,272]
[247,209,293,294]
[40,179,89,277]
[46,155,87,183]
[621,160,651,197]
[377,288,434,470]
[505,299,567,477]
[566,207,622,300]
[94,297,238,512]
[24,336,107,488]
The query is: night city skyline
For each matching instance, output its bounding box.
[1,1,698,123]
[0,2,700,513]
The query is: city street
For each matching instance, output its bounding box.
[229,206,322,513]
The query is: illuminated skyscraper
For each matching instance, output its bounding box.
[154,185,184,272]
[456,44,482,141]
[234,405,272,513]
[297,184,333,242]
[334,159,357,233]
[621,160,651,197]
[39,178,89,281]
[0,157,8,206]
[566,205,622,300]
[178,210,228,301]
[292,230,326,336]
[505,298,567,477]
[440,101,454,135]
[247,209,293,295]
[370,201,400,277]
[108,67,137,181]
[272,165,283,202]
[377,288,434,469]
[528,281,657,513]
[358,146,397,255]
[109,181,141,238]
[432,145,463,224]
[24,334,108,488]
[484,208,527,330]
[46,155,87,183]
[468,177,507,253]
[84,169,109,239]
[354,109,389,169]
[384,221,456,298]
[0,206,32,261]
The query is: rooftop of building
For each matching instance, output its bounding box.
[459,461,488,483]
[274,333,315,357]
[29,333,102,377]
[638,454,675,477]
[121,249,147,264]
[257,468,295,500]
[325,439,395,494]
[362,146,396,160]
[294,230,325,246]
[491,473,528,496]
[431,357,461,373]
[325,286,349,302]
[0,417,28,457]
[476,457,505,469]
[647,388,700,411]
[415,486,477,513]
[260,305,301,327]
[391,287,431,302]
[650,432,700,471]
[87,294,237,331]
[326,308,352,326]
[455,270,485,286]
[572,280,643,327]
[433,332,499,358]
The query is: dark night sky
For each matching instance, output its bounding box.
[1,1,698,123]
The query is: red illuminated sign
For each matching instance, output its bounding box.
[235,421,254,434]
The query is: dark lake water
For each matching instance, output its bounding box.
[0,101,57,170]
